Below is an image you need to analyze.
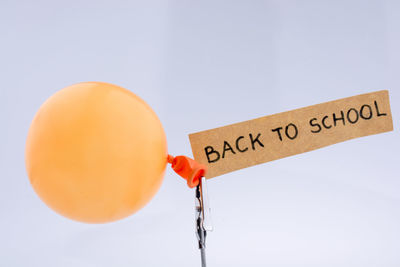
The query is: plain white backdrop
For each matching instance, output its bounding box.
[1,1,399,266]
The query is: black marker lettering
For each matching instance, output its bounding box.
[360,104,373,120]
[285,123,298,140]
[322,115,332,129]
[271,127,283,141]
[333,110,345,126]
[205,146,220,163]
[347,108,359,124]
[249,133,264,150]
[375,100,387,117]
[222,141,236,158]
[310,118,322,133]
[235,136,248,153]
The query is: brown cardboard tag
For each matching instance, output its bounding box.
[189,90,393,178]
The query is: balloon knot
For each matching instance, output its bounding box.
[167,155,207,188]
[167,154,174,164]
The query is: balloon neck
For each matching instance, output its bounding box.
[167,155,207,188]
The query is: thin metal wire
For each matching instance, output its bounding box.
[196,184,207,267]
[200,247,206,267]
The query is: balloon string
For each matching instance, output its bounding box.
[167,154,207,188]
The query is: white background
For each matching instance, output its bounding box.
[1,1,399,266]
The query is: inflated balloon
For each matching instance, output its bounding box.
[25,82,169,223]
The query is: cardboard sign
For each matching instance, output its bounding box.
[189,90,393,178]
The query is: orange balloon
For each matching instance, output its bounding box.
[25,82,167,223]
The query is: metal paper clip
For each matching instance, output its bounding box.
[195,176,213,267]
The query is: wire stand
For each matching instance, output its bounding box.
[195,177,212,267]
